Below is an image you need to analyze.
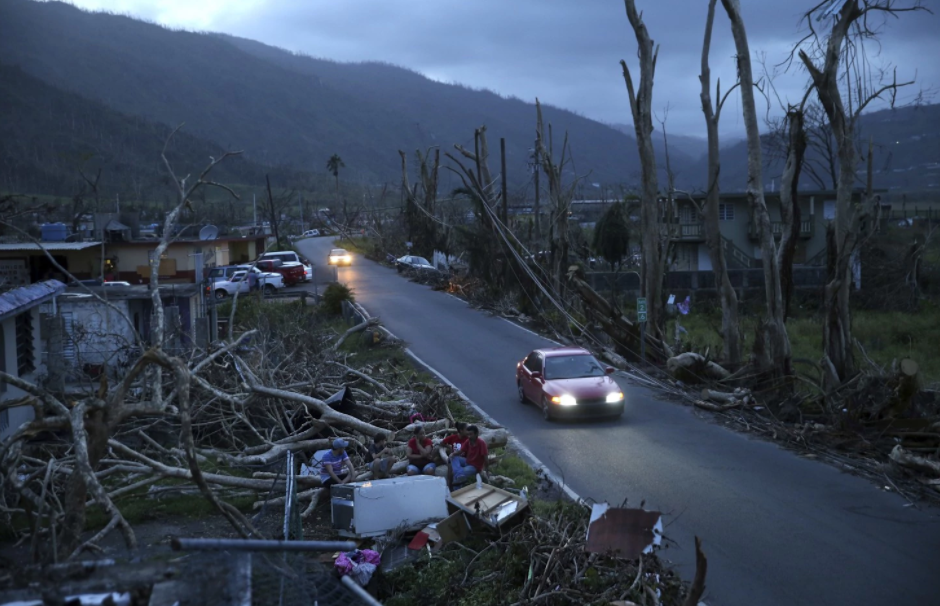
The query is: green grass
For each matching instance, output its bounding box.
[490,451,539,489]
[668,302,940,383]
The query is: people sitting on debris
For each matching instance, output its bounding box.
[449,425,488,488]
[406,425,437,475]
[439,422,470,463]
[321,438,357,487]
[367,432,396,479]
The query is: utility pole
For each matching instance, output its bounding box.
[253,194,257,226]
[533,137,541,245]
[500,138,508,226]
[266,175,280,245]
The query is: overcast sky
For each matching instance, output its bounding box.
[58,0,939,138]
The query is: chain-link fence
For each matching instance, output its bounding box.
[250,551,373,606]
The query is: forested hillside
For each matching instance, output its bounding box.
[686,103,940,193]
[0,0,684,190]
[0,63,305,201]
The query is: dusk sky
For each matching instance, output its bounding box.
[56,0,939,138]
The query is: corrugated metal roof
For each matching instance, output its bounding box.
[0,242,102,251]
[0,279,66,321]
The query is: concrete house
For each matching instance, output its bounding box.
[0,280,65,440]
[669,190,874,271]
[52,283,203,382]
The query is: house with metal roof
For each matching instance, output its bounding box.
[0,280,66,440]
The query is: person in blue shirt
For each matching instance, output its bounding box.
[320,438,357,487]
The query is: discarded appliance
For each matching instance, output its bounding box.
[446,482,529,528]
[331,476,449,538]
[585,504,663,559]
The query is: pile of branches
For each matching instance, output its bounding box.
[0,294,507,561]
[381,499,701,606]
[0,139,511,564]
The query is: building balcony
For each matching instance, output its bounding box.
[748,220,814,240]
[671,222,706,242]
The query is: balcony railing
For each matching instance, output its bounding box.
[749,220,814,240]
[672,222,705,241]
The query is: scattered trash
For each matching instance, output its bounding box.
[585,504,662,559]
[410,511,472,553]
[447,482,530,529]
[331,476,449,538]
[334,549,381,586]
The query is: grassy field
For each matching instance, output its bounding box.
[667,301,940,384]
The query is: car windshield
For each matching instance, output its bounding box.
[331,249,347,256]
[544,355,605,380]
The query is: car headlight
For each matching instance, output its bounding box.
[551,394,577,406]
[606,392,624,403]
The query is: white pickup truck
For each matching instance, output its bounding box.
[211,268,284,299]
[260,251,313,282]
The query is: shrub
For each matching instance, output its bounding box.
[321,282,354,315]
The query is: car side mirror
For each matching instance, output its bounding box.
[530,371,542,380]
[605,367,615,375]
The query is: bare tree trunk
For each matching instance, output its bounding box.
[720,0,791,377]
[777,109,806,322]
[622,0,664,337]
[535,107,574,299]
[699,0,742,368]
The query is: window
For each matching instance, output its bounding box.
[15,311,35,376]
[544,355,604,380]
[523,353,542,373]
[719,203,735,221]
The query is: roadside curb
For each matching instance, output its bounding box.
[350,301,586,506]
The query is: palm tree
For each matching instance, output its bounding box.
[326,154,345,193]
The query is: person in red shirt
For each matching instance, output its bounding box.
[449,425,488,487]
[406,425,436,475]
[440,422,470,462]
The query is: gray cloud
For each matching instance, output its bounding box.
[65,0,940,138]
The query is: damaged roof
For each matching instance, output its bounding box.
[0,279,66,322]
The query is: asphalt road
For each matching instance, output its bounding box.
[297,238,940,606]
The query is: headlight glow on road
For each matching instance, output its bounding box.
[606,392,624,403]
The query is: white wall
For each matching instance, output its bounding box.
[59,298,136,373]
[697,244,712,272]
[0,308,43,440]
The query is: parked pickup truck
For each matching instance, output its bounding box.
[255,258,304,286]
[260,251,313,282]
[208,266,284,298]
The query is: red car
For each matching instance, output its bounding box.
[516,347,624,421]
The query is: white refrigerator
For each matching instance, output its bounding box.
[330,475,449,538]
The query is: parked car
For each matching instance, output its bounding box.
[260,251,313,282]
[395,255,435,273]
[208,265,284,297]
[255,258,304,286]
[328,248,352,266]
[234,265,285,292]
[516,347,624,421]
[210,271,250,299]
[302,229,320,237]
